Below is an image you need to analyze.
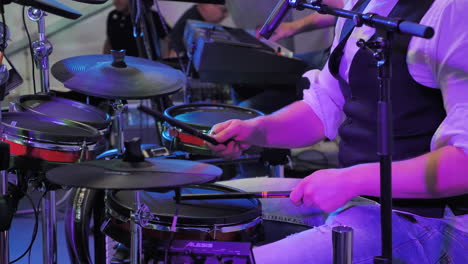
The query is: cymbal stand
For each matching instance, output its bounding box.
[27,10,57,261]
[28,8,52,94]
[26,11,57,261]
[125,140,155,264]
[129,191,158,264]
[111,100,128,154]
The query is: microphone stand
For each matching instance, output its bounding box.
[130,0,162,60]
[263,1,435,263]
[356,31,393,264]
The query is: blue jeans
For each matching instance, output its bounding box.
[218,178,468,264]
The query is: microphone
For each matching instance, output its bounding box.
[259,0,292,39]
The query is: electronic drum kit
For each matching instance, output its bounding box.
[0,1,282,264]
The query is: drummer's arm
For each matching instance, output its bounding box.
[252,100,326,148]
[291,145,468,212]
[212,70,342,149]
[348,145,468,199]
[256,68,344,149]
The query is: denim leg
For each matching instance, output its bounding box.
[218,178,468,263]
[402,214,468,264]
[252,204,468,264]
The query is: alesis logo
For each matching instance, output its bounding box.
[185,242,214,248]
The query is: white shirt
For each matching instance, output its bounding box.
[302,0,468,154]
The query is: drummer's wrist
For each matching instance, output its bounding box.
[246,116,269,145]
[344,163,379,197]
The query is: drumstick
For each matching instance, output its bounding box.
[138,105,223,145]
[178,191,291,200]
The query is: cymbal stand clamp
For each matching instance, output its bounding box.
[111,101,128,154]
[133,203,157,228]
[28,8,53,94]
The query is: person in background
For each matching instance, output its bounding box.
[168,4,228,57]
[258,0,343,43]
[103,0,169,57]
[226,0,343,114]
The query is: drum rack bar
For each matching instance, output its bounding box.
[41,191,57,264]
[0,110,11,264]
[0,171,9,264]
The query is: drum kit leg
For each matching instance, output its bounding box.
[0,147,10,264]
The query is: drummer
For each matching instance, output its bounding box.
[207,0,468,263]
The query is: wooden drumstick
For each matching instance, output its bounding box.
[177,191,291,200]
[138,105,231,146]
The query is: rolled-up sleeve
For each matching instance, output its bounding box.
[301,62,345,140]
[432,104,468,154]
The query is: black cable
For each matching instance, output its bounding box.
[22,6,37,94]
[153,0,186,73]
[28,191,41,264]
[164,188,181,264]
[10,192,40,264]
[28,191,46,264]
[0,0,6,53]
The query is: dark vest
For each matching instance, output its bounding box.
[329,0,468,217]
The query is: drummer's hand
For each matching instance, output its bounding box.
[290,168,358,212]
[206,119,260,159]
